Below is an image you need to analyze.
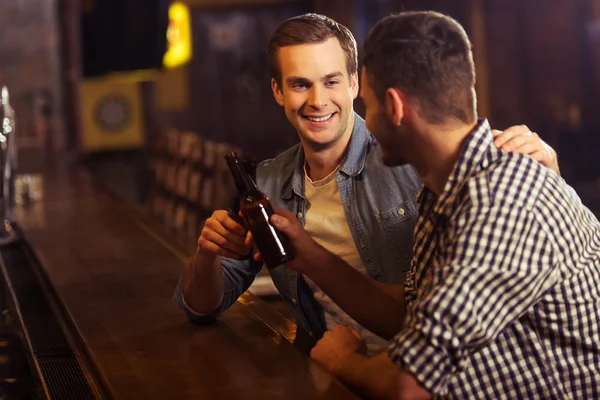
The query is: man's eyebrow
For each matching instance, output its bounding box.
[285,72,343,86]
[322,71,343,82]
[286,76,311,86]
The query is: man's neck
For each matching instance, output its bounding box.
[409,118,479,196]
[304,115,355,181]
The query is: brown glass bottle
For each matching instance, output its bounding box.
[225,152,294,268]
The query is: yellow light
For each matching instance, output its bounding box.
[163,2,192,68]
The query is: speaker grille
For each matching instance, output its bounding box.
[38,357,95,400]
[1,243,71,355]
[0,241,97,399]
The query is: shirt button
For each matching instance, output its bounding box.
[308,331,314,337]
[397,208,405,216]
[297,212,303,219]
[291,298,297,304]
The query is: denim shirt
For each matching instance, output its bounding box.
[173,114,422,343]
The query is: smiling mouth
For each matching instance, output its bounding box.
[303,113,335,122]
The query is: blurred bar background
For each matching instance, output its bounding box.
[1,0,598,209]
[0,1,599,396]
[1,0,599,327]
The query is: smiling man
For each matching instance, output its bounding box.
[173,13,563,354]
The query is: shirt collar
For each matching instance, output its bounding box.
[281,112,372,200]
[423,119,494,218]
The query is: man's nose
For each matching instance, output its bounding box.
[307,85,328,108]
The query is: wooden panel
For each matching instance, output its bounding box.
[469,0,491,119]
[523,0,583,132]
[485,0,584,134]
[482,0,598,180]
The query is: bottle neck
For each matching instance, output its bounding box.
[226,153,260,196]
[236,166,258,195]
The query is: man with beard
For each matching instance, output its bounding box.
[298,11,600,400]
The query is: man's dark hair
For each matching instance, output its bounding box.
[363,11,476,124]
[268,13,358,86]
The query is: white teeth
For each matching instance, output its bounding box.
[306,114,333,122]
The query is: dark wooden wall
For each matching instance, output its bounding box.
[484,0,598,181]
[65,0,599,183]
[357,0,599,182]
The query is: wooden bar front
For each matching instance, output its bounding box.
[12,156,358,399]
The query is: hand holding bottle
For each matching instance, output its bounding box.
[225,152,294,268]
[197,210,253,260]
[268,207,326,273]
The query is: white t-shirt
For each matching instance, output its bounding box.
[303,166,388,355]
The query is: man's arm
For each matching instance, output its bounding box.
[176,210,261,321]
[270,209,405,339]
[309,326,431,400]
[340,353,430,400]
[181,249,225,315]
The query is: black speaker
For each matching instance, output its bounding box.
[81,0,170,77]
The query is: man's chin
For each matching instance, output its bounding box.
[304,138,337,152]
[381,154,407,167]
[297,129,345,151]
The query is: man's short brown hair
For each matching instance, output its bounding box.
[268,13,358,86]
[363,11,477,124]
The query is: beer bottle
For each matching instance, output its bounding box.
[225,152,294,268]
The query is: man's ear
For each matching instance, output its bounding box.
[271,78,284,106]
[385,88,405,126]
[351,72,359,100]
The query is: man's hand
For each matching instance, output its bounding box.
[492,125,559,174]
[197,210,252,259]
[310,325,367,374]
[311,329,431,400]
[268,207,325,272]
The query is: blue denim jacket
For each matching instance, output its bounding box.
[174,114,422,342]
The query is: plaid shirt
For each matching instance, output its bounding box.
[389,119,600,399]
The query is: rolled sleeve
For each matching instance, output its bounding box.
[172,255,263,323]
[172,274,226,323]
[389,323,456,395]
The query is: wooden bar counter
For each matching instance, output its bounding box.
[11,156,358,400]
